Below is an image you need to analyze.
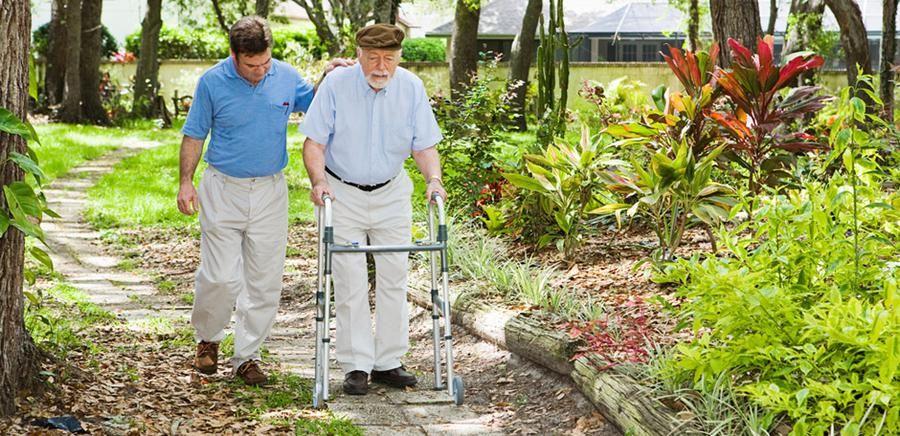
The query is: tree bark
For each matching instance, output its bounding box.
[256,0,270,17]
[710,0,762,66]
[688,0,699,50]
[506,0,541,131]
[449,0,481,99]
[211,0,230,34]
[45,0,67,106]
[79,0,108,124]
[294,0,343,56]
[826,0,873,95]
[374,0,399,23]
[60,0,82,122]
[881,0,898,122]
[0,0,41,417]
[133,0,162,118]
[767,0,778,35]
[783,0,825,85]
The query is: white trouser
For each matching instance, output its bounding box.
[191,166,288,369]
[326,169,413,375]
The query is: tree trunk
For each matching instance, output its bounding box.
[449,0,480,99]
[294,0,342,56]
[211,0,230,34]
[79,0,108,124]
[133,0,162,118]
[256,0,270,17]
[506,0,541,131]
[0,0,41,417]
[826,0,874,102]
[374,0,399,23]
[60,0,82,122]
[688,0,699,50]
[767,0,778,35]
[783,0,825,84]
[881,0,898,122]
[45,0,67,106]
[710,0,762,66]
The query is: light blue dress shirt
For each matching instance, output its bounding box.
[300,63,443,185]
[182,57,315,178]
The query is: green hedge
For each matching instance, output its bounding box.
[401,37,445,62]
[33,22,119,58]
[125,26,322,60]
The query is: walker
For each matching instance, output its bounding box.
[312,193,463,408]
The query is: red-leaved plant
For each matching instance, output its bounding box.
[711,36,827,195]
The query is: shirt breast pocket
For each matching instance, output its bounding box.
[268,102,291,132]
[386,118,414,157]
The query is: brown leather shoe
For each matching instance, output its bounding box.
[236,360,268,386]
[371,365,417,388]
[342,371,369,395]
[194,341,218,375]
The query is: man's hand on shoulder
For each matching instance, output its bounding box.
[324,58,356,75]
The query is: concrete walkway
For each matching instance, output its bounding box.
[41,143,502,435]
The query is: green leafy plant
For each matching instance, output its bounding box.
[711,36,827,195]
[401,37,446,62]
[594,143,734,262]
[503,125,620,261]
[1,108,57,283]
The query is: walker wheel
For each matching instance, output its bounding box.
[452,376,464,405]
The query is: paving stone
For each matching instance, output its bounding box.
[384,388,457,405]
[329,402,410,426]
[359,425,426,435]
[422,424,504,435]
[402,404,482,426]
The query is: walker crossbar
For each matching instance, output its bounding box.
[311,192,464,409]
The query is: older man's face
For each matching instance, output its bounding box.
[358,48,401,89]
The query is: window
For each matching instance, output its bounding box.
[622,44,637,61]
[642,44,657,62]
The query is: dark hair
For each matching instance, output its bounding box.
[229,16,272,56]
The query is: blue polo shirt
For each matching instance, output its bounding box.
[300,63,443,185]
[182,57,315,178]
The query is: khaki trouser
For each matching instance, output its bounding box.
[191,165,288,370]
[325,169,413,375]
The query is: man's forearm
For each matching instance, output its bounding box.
[412,146,442,181]
[180,136,204,184]
[303,138,327,185]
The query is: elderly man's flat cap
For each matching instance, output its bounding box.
[356,23,405,50]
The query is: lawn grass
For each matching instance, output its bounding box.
[32,119,181,183]
[84,123,317,228]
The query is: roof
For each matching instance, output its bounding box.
[571,1,689,36]
[426,0,625,37]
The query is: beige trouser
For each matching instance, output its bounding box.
[191,166,288,370]
[326,169,413,375]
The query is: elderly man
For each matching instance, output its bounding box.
[301,23,446,395]
[177,16,351,386]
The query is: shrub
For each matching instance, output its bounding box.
[33,22,119,59]
[401,37,445,62]
[126,26,229,60]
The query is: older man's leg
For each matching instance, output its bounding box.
[327,173,376,378]
[369,173,416,386]
[231,174,288,385]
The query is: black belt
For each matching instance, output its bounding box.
[325,167,393,192]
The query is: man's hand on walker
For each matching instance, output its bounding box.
[311,181,334,206]
[425,177,447,204]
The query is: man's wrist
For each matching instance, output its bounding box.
[427,175,442,185]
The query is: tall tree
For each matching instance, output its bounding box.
[80,0,108,124]
[374,0,400,23]
[293,0,374,55]
[256,0,270,17]
[767,0,778,35]
[881,0,898,121]
[45,0,68,106]
[710,0,761,66]
[825,0,873,91]
[449,0,480,98]
[60,0,83,122]
[133,0,163,118]
[783,0,826,85]
[211,0,231,33]
[688,0,700,50]
[0,0,41,417]
[507,0,541,131]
